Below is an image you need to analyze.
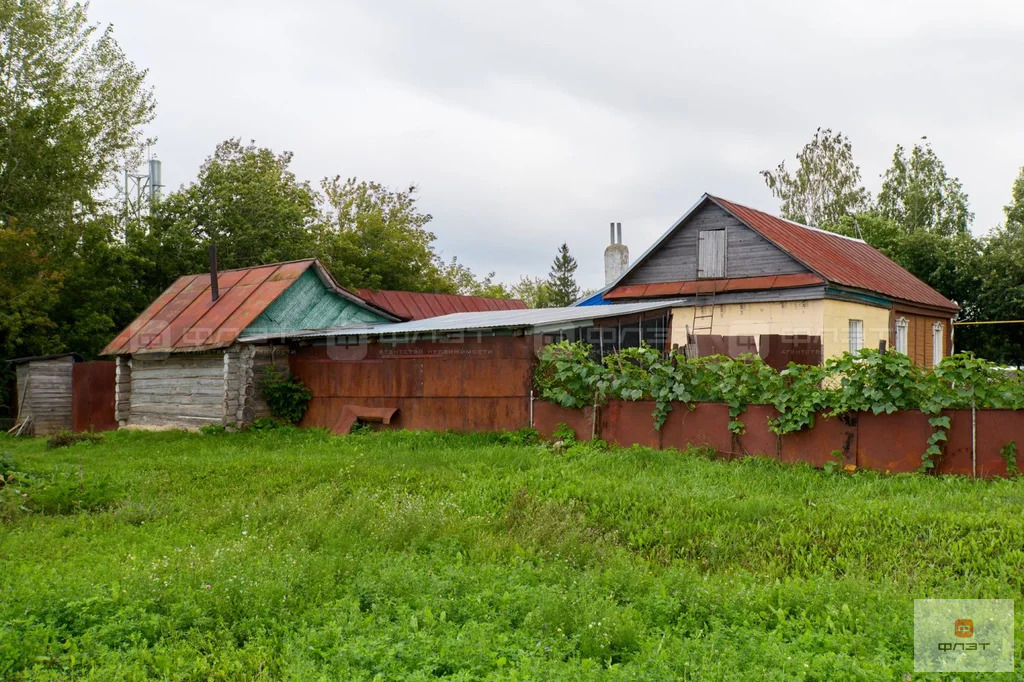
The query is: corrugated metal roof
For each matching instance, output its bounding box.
[357,289,527,320]
[239,300,682,343]
[708,196,958,312]
[607,194,958,313]
[7,353,83,366]
[606,273,825,299]
[101,259,396,355]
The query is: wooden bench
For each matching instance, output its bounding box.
[330,405,398,435]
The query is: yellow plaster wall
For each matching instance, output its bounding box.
[669,298,892,361]
[821,299,890,359]
[670,300,824,350]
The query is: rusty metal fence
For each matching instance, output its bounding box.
[533,400,1024,478]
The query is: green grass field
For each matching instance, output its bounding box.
[2,428,1022,680]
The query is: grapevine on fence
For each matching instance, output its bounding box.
[534,341,1024,470]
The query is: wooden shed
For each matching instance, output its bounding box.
[101,258,524,430]
[100,259,398,430]
[11,354,81,435]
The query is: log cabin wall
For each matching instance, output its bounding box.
[127,352,225,428]
[223,344,287,427]
[123,343,288,429]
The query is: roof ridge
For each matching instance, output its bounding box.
[708,195,866,243]
[199,258,317,276]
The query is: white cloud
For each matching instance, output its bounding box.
[95,0,1024,289]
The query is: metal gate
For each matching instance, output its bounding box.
[72,361,117,432]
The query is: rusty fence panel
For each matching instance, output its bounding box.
[532,399,1024,479]
[292,336,533,433]
[758,335,823,370]
[72,361,118,432]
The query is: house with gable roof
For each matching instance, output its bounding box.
[597,194,958,367]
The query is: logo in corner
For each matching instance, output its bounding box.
[954,619,974,638]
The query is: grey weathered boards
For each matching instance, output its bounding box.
[697,229,726,278]
[116,345,285,429]
[14,355,74,435]
[619,203,808,285]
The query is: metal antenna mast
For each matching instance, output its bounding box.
[123,156,163,221]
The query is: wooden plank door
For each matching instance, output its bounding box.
[697,229,726,278]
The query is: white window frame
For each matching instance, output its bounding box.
[895,317,909,355]
[932,322,944,366]
[848,319,864,353]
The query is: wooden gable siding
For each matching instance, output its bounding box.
[243,269,391,337]
[621,204,809,286]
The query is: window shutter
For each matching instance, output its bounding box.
[698,230,726,278]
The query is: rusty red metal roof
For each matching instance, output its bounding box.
[708,196,958,312]
[356,289,527,321]
[102,259,393,355]
[610,194,958,313]
[606,273,826,300]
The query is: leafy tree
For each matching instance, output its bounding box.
[831,211,903,252]
[885,230,981,316]
[510,276,554,308]
[434,257,511,298]
[0,0,154,415]
[148,139,320,273]
[463,271,511,299]
[319,177,441,291]
[0,0,155,236]
[966,170,1024,365]
[318,177,501,295]
[761,128,870,228]
[48,216,166,355]
[1005,166,1024,230]
[546,243,580,307]
[973,227,1024,365]
[0,228,63,359]
[877,139,972,236]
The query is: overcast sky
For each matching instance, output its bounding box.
[94,0,1024,291]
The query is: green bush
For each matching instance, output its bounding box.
[45,430,103,449]
[495,427,540,446]
[259,365,312,424]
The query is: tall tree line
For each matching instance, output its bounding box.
[0,0,534,417]
[763,130,1024,365]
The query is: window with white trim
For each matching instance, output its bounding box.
[932,322,944,366]
[849,319,864,353]
[895,317,909,354]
